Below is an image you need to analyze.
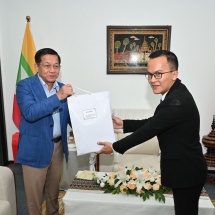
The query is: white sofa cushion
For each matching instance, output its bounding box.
[117,133,159,155]
[0,166,17,215]
[113,154,160,173]
[98,109,161,173]
[113,109,154,121]
[0,200,11,215]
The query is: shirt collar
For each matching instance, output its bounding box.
[37,74,59,91]
[161,91,168,101]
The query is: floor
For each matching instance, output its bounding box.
[9,163,28,215]
[9,163,215,215]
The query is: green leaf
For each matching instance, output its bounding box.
[142,194,147,201]
[104,189,113,194]
[154,191,165,203]
[161,195,165,203]
[148,190,153,196]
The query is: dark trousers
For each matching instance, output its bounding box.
[172,183,204,215]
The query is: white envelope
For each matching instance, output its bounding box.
[67,91,116,155]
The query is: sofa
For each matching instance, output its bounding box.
[0,166,17,215]
[99,109,160,173]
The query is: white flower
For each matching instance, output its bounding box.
[95,173,109,184]
[100,182,105,187]
[135,170,146,193]
[94,165,170,203]
[114,169,128,188]
[125,166,132,171]
[102,175,109,182]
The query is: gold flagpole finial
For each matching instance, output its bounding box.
[26,16,31,22]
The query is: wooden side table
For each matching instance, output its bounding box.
[95,154,100,171]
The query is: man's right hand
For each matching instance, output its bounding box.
[56,84,74,100]
[112,116,123,129]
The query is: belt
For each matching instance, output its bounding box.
[53,136,62,143]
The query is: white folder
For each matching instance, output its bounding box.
[67,91,116,155]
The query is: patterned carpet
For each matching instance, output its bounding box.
[41,191,66,215]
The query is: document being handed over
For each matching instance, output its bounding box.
[67,91,115,155]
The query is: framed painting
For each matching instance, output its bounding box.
[107,25,171,74]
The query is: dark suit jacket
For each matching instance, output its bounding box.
[16,74,71,168]
[113,79,207,188]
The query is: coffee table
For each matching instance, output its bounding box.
[63,172,215,215]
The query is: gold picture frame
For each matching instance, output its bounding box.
[107,25,171,74]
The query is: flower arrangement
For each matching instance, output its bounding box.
[93,166,171,203]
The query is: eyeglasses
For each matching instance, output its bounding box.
[145,70,174,80]
[39,64,61,70]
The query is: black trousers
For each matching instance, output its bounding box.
[172,183,204,215]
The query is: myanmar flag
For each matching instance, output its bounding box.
[12,20,36,129]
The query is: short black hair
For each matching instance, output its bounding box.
[149,50,179,71]
[34,48,61,64]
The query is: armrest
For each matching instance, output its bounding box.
[0,166,17,215]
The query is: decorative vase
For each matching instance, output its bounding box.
[202,115,215,167]
[202,115,215,184]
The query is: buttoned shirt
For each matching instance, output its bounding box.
[38,74,61,138]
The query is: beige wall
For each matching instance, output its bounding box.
[0,0,214,159]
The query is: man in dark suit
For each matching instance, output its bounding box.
[97,50,207,215]
[16,48,74,215]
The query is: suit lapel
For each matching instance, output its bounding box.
[30,76,66,129]
[56,82,65,128]
[30,74,47,100]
